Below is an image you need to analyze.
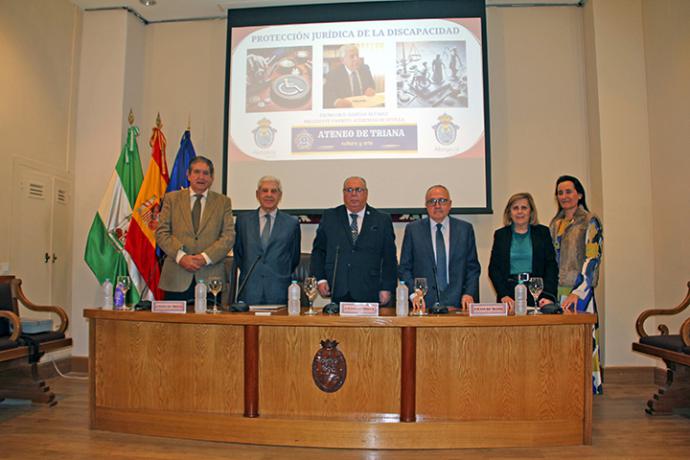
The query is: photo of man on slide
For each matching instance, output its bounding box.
[323,43,385,109]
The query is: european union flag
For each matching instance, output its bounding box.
[166,130,197,193]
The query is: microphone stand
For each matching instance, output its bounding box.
[231,255,262,312]
[322,246,340,315]
[429,261,449,315]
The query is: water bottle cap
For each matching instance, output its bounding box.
[105,278,111,282]
[291,280,298,284]
[400,281,405,285]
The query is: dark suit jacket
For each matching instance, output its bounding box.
[233,209,301,304]
[488,224,558,303]
[156,189,235,292]
[323,63,376,108]
[398,217,480,306]
[311,205,397,303]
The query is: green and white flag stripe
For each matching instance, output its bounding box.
[84,126,147,303]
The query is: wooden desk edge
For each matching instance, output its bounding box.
[84,308,596,327]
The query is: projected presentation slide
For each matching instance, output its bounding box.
[229,18,483,161]
[226,13,489,213]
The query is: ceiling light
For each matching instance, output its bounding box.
[140,0,156,6]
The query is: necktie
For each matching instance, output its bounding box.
[350,71,362,96]
[350,213,359,244]
[436,223,448,293]
[192,194,202,233]
[261,214,271,249]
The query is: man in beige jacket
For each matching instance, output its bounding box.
[156,156,235,301]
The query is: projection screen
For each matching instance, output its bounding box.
[224,0,491,214]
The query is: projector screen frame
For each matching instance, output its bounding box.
[223,0,492,217]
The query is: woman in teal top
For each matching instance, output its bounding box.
[488,193,558,311]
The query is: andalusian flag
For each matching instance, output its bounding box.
[124,120,169,300]
[84,125,146,304]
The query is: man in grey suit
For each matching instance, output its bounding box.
[399,185,480,309]
[233,176,301,304]
[156,156,235,301]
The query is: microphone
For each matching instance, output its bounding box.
[429,259,449,315]
[322,245,340,315]
[231,255,262,312]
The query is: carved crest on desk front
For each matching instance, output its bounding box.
[312,339,347,393]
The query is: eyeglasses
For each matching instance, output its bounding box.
[343,187,367,194]
[426,198,450,206]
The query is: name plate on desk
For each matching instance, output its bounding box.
[152,300,187,314]
[339,302,379,316]
[469,303,508,317]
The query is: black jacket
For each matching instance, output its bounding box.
[311,205,397,304]
[488,224,558,303]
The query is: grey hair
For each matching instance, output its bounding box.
[257,175,282,192]
[343,176,367,189]
[425,184,450,197]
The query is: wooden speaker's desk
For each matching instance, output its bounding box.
[84,308,595,449]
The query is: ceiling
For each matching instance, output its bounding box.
[71,0,584,23]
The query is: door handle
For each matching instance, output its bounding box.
[44,252,50,263]
[52,253,58,263]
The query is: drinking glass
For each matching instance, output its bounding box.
[303,276,318,316]
[207,277,223,314]
[529,277,544,314]
[116,275,131,310]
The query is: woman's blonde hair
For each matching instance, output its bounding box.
[502,192,538,226]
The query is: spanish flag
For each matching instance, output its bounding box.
[124,116,169,300]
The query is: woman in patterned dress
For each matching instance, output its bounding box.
[549,175,603,394]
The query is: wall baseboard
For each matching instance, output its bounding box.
[603,366,666,385]
[69,356,88,373]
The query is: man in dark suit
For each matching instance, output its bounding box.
[233,176,301,305]
[311,176,397,305]
[323,44,376,109]
[156,156,235,301]
[399,185,480,309]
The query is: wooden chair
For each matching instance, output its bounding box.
[0,275,72,406]
[632,280,690,415]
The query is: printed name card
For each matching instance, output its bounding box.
[339,302,379,317]
[152,300,187,314]
[469,303,508,317]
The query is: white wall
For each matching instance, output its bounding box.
[0,0,80,277]
[643,0,690,333]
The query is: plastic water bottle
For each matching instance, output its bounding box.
[396,281,409,316]
[194,279,207,314]
[114,281,125,310]
[515,282,527,316]
[103,278,113,310]
[288,280,301,315]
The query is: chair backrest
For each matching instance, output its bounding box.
[292,253,312,305]
[223,253,312,306]
[0,276,19,337]
[223,255,238,307]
